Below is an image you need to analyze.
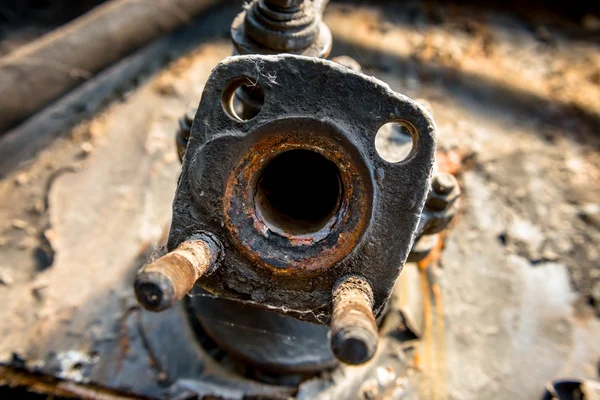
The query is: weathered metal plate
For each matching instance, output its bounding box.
[170,54,436,323]
[0,2,599,399]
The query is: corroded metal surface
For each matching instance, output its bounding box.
[1,1,599,398]
[189,291,337,374]
[408,172,460,262]
[167,54,437,324]
[329,276,378,365]
[134,235,220,311]
[223,122,371,275]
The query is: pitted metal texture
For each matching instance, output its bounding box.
[168,54,437,324]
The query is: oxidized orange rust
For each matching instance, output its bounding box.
[134,239,215,311]
[223,130,371,276]
[329,276,378,365]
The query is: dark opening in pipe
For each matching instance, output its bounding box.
[255,149,342,235]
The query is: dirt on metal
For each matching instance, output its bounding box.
[0,1,599,399]
[224,129,371,275]
[330,276,379,365]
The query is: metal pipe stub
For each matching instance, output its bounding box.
[330,276,379,365]
[134,235,220,312]
[134,54,437,368]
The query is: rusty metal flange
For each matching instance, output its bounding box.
[231,0,331,57]
[169,54,436,324]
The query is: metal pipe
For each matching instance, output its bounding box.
[0,0,224,133]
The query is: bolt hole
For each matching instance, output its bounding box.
[222,77,264,121]
[255,150,342,235]
[375,122,415,163]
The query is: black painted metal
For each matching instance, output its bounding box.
[171,54,436,322]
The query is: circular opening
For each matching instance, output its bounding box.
[222,78,265,121]
[375,122,414,163]
[255,149,342,235]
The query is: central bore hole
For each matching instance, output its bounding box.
[255,149,342,235]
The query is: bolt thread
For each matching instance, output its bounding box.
[244,0,319,52]
[134,239,215,312]
[330,276,378,365]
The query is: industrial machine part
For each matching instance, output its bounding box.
[231,0,332,57]
[407,172,460,263]
[4,1,600,399]
[143,0,458,379]
[136,50,438,367]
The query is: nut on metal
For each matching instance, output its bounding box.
[134,238,218,312]
[330,276,378,365]
[244,0,318,51]
[432,172,456,195]
[409,172,460,260]
[426,172,460,212]
[231,0,332,57]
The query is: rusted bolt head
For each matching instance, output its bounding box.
[432,172,456,195]
[426,172,460,212]
[170,54,437,324]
